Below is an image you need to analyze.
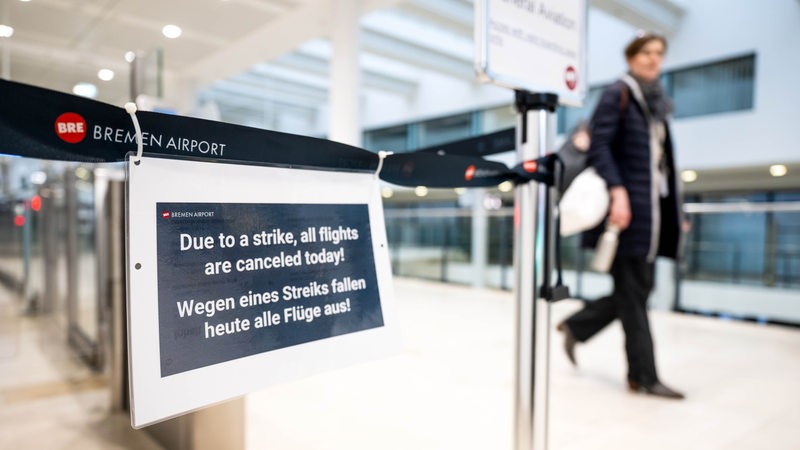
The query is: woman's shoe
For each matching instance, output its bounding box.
[556,322,577,366]
[628,380,685,400]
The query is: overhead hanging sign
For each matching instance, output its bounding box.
[475,0,587,106]
[127,155,400,428]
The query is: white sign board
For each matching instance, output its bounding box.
[475,0,587,106]
[127,156,400,428]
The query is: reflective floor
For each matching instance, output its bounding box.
[0,284,162,449]
[2,277,799,449]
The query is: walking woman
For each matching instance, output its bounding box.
[558,31,685,399]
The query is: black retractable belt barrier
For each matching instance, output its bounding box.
[0,79,378,172]
[547,154,571,302]
[381,151,515,188]
[416,127,515,158]
[0,79,556,188]
[511,154,558,188]
[513,90,571,303]
[0,79,568,299]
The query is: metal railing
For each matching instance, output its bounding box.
[383,201,800,310]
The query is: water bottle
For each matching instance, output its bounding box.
[591,223,620,273]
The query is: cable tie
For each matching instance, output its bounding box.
[375,150,393,179]
[125,102,143,165]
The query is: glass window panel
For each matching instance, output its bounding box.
[418,113,472,148]
[668,54,755,119]
[682,191,800,287]
[773,192,800,287]
[482,105,516,133]
[686,211,766,284]
[364,124,409,153]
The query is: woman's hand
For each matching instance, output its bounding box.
[608,186,631,230]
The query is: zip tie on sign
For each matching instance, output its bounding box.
[125,102,144,165]
[375,150,393,179]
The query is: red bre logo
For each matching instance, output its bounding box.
[465,165,476,181]
[523,160,538,173]
[54,112,87,144]
[162,211,170,219]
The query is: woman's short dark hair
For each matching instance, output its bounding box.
[624,31,667,59]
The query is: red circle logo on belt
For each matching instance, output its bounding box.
[523,160,538,173]
[54,112,87,144]
[465,165,476,181]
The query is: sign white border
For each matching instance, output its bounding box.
[475,0,588,106]
[127,156,400,428]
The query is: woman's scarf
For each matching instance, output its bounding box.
[629,73,673,121]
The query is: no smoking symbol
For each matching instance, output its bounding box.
[565,66,578,91]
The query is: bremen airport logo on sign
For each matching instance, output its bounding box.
[161,210,216,219]
[52,110,230,158]
[55,112,87,144]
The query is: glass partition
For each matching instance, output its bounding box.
[383,198,800,325]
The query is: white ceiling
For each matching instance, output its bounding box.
[4,1,795,193]
[0,0,477,125]
[0,0,682,130]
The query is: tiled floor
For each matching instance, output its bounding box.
[2,277,799,449]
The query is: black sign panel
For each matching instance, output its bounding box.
[155,202,383,377]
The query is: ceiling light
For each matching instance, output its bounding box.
[414,186,428,197]
[162,24,182,39]
[29,171,47,185]
[72,82,97,98]
[483,195,502,210]
[97,69,115,81]
[681,170,698,183]
[124,51,137,63]
[498,181,514,192]
[0,25,14,38]
[75,167,91,180]
[769,164,787,177]
[381,187,394,199]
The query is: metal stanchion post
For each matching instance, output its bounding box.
[512,91,558,450]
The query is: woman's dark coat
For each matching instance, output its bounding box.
[582,79,683,261]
